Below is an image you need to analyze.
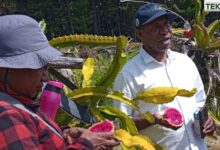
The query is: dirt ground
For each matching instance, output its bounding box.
[206,134,220,150]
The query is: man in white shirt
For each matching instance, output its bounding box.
[113,3,215,150]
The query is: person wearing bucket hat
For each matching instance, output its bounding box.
[0,14,119,150]
[113,3,214,150]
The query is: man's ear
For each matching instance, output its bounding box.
[135,29,142,39]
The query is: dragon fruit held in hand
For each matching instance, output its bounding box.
[88,120,114,132]
[163,108,183,127]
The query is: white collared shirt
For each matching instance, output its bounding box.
[113,47,207,150]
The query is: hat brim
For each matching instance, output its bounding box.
[140,11,177,27]
[0,45,62,69]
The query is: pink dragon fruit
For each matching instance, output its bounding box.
[163,108,183,127]
[88,120,114,132]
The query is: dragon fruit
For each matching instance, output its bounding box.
[88,120,114,132]
[163,108,183,127]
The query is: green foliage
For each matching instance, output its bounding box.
[39,19,47,33]
[194,0,202,22]
[208,20,220,40]
[100,106,138,134]
[67,87,137,109]
[69,0,92,34]
[172,0,197,24]
[92,53,112,84]
[192,0,220,52]
[190,0,220,132]
[96,36,128,87]
[15,0,73,39]
[49,34,117,48]
[5,0,220,40]
[206,78,220,127]
[119,2,142,37]
[98,1,119,35]
[0,0,16,15]
[55,109,72,126]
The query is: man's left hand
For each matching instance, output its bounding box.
[203,115,215,135]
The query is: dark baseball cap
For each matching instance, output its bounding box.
[0,14,78,69]
[135,3,177,28]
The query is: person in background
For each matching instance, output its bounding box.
[0,14,118,150]
[113,3,215,150]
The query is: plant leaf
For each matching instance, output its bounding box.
[176,88,197,96]
[192,24,205,48]
[99,106,138,134]
[143,112,155,124]
[194,0,201,22]
[209,109,220,125]
[134,87,196,104]
[49,34,117,48]
[197,22,209,48]
[90,106,104,121]
[208,20,220,39]
[199,11,209,23]
[63,85,73,96]
[207,44,220,52]
[39,19,46,33]
[96,36,128,87]
[206,38,220,52]
[192,23,209,49]
[68,87,138,109]
[209,38,220,45]
[82,58,95,87]
[114,129,165,150]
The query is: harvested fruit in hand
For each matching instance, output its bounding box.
[163,108,183,127]
[88,120,114,132]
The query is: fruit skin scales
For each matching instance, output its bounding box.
[163,108,183,127]
[88,120,114,132]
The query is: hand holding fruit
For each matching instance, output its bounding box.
[81,131,119,150]
[154,108,183,130]
[62,127,87,145]
[87,120,120,150]
[63,121,119,150]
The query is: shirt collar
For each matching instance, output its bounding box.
[140,47,176,65]
[0,82,40,112]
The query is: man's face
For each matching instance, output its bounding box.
[7,67,48,98]
[136,16,172,53]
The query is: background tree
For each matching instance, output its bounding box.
[0,0,16,15]
[1,0,219,40]
[170,0,197,25]
[69,0,92,34]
